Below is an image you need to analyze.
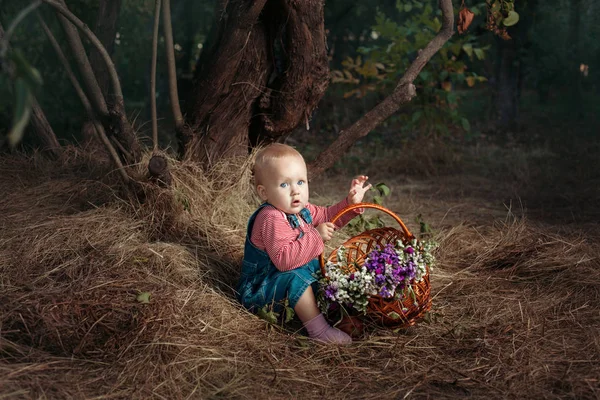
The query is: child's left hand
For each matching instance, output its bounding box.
[347,175,372,205]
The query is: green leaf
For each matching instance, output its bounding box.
[404,3,412,12]
[284,306,295,323]
[461,117,471,132]
[8,79,33,147]
[462,43,473,58]
[375,182,391,197]
[419,70,431,81]
[11,50,43,88]
[423,312,432,323]
[446,91,458,105]
[503,10,519,27]
[411,110,423,123]
[473,48,485,60]
[257,305,279,324]
[373,195,383,205]
[387,311,401,320]
[136,292,151,303]
[431,17,442,33]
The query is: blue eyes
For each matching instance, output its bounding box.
[279,180,305,188]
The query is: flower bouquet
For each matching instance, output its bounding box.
[317,203,437,331]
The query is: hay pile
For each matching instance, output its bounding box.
[1,148,599,399]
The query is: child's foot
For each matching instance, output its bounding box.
[303,314,352,345]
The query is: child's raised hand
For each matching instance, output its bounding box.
[347,175,372,205]
[316,222,336,242]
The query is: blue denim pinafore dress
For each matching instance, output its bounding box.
[236,203,321,312]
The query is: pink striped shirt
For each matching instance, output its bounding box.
[250,199,362,271]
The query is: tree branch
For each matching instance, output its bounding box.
[54,0,109,117]
[162,0,184,132]
[0,0,42,57]
[151,0,161,151]
[89,0,122,99]
[308,0,455,178]
[42,0,140,162]
[38,15,129,184]
[30,97,62,157]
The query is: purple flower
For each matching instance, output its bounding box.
[325,285,337,300]
[379,286,392,297]
[404,246,414,254]
[349,273,355,281]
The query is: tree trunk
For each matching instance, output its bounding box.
[492,0,537,132]
[183,0,329,166]
[30,98,61,157]
[493,36,520,131]
[567,0,583,115]
[89,0,122,100]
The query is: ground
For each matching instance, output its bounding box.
[0,132,599,398]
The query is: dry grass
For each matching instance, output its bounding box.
[1,146,599,399]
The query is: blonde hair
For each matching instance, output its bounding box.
[253,143,304,185]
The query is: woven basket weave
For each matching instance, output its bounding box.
[319,203,432,328]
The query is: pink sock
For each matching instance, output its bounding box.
[303,314,352,345]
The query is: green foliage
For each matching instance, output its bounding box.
[175,189,191,212]
[415,213,434,238]
[136,291,151,303]
[331,0,491,136]
[487,0,519,28]
[0,0,215,145]
[1,47,43,148]
[346,182,391,235]
[257,299,295,325]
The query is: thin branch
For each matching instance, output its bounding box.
[151,0,161,150]
[89,0,122,98]
[0,0,42,57]
[38,14,129,184]
[308,0,455,178]
[54,0,108,117]
[42,0,123,104]
[42,0,140,163]
[161,0,184,131]
[398,0,455,85]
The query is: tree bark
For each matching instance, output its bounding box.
[255,0,329,142]
[55,0,109,117]
[162,0,185,133]
[182,0,269,165]
[89,0,122,100]
[183,0,330,166]
[30,98,61,157]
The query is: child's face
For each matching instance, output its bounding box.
[256,155,309,215]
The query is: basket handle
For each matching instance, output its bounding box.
[318,202,414,273]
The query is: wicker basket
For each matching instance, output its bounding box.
[319,203,432,328]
